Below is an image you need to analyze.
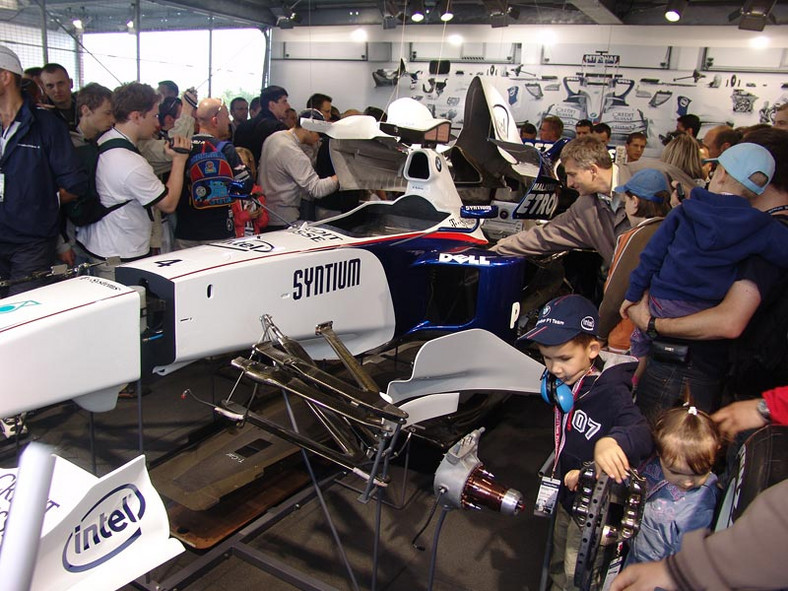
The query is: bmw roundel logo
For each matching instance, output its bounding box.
[435,157,442,172]
[542,304,551,316]
[581,316,595,331]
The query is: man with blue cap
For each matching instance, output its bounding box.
[620,143,788,423]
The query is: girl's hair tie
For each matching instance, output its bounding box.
[687,406,698,416]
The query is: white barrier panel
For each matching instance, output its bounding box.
[0,455,183,591]
[0,276,141,417]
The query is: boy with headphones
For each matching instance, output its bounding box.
[524,294,652,590]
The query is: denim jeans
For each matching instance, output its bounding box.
[635,357,724,426]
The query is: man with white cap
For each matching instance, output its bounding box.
[0,45,87,297]
[259,108,338,229]
[620,142,788,424]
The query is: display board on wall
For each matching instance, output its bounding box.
[271,38,788,158]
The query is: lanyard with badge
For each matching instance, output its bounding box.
[534,368,596,517]
[0,124,9,202]
[0,120,21,203]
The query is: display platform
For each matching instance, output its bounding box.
[162,464,313,549]
[150,397,323,512]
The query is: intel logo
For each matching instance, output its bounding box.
[62,484,146,572]
[581,316,595,331]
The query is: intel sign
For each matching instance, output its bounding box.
[62,483,146,572]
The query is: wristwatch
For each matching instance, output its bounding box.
[646,316,659,340]
[756,398,772,422]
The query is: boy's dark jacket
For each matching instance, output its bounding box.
[555,354,653,511]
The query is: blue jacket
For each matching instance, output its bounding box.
[555,354,654,511]
[626,455,719,565]
[625,187,788,304]
[0,97,87,244]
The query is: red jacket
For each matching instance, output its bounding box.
[763,385,788,425]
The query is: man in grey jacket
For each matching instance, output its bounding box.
[491,136,697,265]
[259,109,338,229]
[491,136,628,264]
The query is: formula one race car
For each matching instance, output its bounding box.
[0,77,561,424]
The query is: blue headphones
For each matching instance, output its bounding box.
[541,369,574,413]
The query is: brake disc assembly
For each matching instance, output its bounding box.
[572,465,646,591]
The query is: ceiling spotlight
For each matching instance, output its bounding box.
[738,0,776,31]
[485,0,517,27]
[411,0,425,22]
[439,0,454,22]
[380,0,399,29]
[664,0,688,22]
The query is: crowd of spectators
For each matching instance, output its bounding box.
[3,43,788,587]
[0,45,400,301]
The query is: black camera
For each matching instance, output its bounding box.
[659,130,683,146]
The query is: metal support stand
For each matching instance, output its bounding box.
[88,412,97,475]
[141,317,409,590]
[281,391,361,591]
[136,377,144,454]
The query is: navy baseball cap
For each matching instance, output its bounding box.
[521,294,599,346]
[614,169,669,203]
[707,142,774,196]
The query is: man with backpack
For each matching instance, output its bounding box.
[76,82,190,280]
[173,97,252,249]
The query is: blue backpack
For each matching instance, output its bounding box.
[187,139,235,209]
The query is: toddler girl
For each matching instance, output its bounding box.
[624,405,720,564]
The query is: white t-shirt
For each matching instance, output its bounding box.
[78,128,166,259]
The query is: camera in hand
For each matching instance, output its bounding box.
[167,137,191,154]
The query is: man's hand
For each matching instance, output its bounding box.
[712,399,768,439]
[59,188,78,204]
[181,88,198,117]
[564,469,581,491]
[594,437,629,483]
[619,299,636,320]
[610,560,676,591]
[164,135,190,161]
[626,294,651,331]
[58,248,76,267]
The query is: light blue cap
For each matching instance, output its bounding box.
[708,142,775,196]
[614,168,669,203]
